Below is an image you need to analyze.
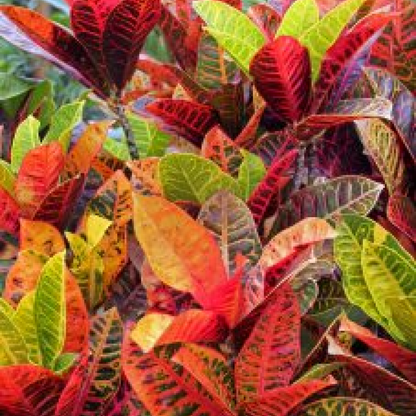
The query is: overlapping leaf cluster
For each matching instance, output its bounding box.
[0,0,415,415]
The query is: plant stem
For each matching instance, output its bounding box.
[114,102,139,160]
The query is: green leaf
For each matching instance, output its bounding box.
[335,214,414,343]
[11,115,41,173]
[198,190,262,275]
[127,111,171,158]
[54,352,78,375]
[296,363,344,382]
[43,101,85,151]
[301,397,398,415]
[159,153,241,203]
[276,0,319,38]
[34,251,66,369]
[0,299,14,317]
[25,79,56,130]
[300,0,366,80]
[362,241,416,347]
[237,150,266,200]
[0,305,28,365]
[12,291,42,365]
[0,160,15,195]
[103,137,130,161]
[0,72,33,101]
[85,214,112,248]
[194,0,266,75]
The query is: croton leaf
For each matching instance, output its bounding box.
[194,0,266,75]
[173,343,236,414]
[198,190,262,276]
[0,187,20,236]
[133,194,227,306]
[299,0,366,80]
[34,251,66,369]
[0,365,64,416]
[0,160,15,195]
[15,142,65,218]
[238,150,266,200]
[146,99,218,146]
[248,4,281,40]
[300,397,398,416]
[159,153,241,204]
[340,317,416,384]
[103,0,161,90]
[248,149,298,226]
[0,6,109,97]
[235,282,301,402]
[240,378,336,416]
[270,176,384,233]
[387,193,416,243]
[250,36,311,123]
[131,309,227,352]
[55,307,123,416]
[33,174,85,230]
[275,0,319,39]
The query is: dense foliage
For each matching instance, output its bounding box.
[0,0,415,415]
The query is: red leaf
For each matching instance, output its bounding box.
[0,6,108,97]
[0,188,20,236]
[0,365,64,416]
[314,11,393,111]
[33,174,85,229]
[235,283,301,402]
[340,317,416,385]
[240,379,336,416]
[103,0,161,90]
[146,99,218,146]
[15,143,65,218]
[387,192,416,242]
[248,4,281,40]
[250,36,311,123]
[248,149,298,225]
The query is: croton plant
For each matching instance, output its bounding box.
[0,0,415,414]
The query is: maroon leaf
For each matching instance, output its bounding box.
[250,36,311,123]
[33,174,85,229]
[248,4,281,40]
[0,6,109,97]
[387,192,416,242]
[248,149,298,226]
[0,188,20,236]
[146,99,218,146]
[0,365,64,416]
[235,282,301,402]
[103,0,162,90]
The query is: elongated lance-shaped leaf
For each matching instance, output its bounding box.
[238,150,266,200]
[0,365,65,416]
[0,6,109,97]
[11,115,40,173]
[198,190,262,276]
[133,194,228,307]
[0,160,15,195]
[361,241,416,347]
[34,251,66,369]
[300,0,366,81]
[194,0,266,75]
[159,153,241,204]
[0,305,28,365]
[12,291,42,365]
[275,0,319,38]
[300,398,399,416]
[334,214,414,342]
[173,344,236,414]
[355,119,406,195]
[387,193,416,243]
[55,307,123,416]
[270,176,384,234]
[235,282,301,402]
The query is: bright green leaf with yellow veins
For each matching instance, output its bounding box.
[34,251,66,369]
[276,0,319,39]
[0,298,14,317]
[103,137,130,161]
[159,153,241,204]
[85,214,112,248]
[54,352,78,375]
[12,291,42,365]
[43,100,85,151]
[0,306,28,365]
[238,150,266,201]
[11,115,41,173]
[193,0,266,75]
[0,160,16,195]
[300,0,366,81]
[361,240,416,346]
